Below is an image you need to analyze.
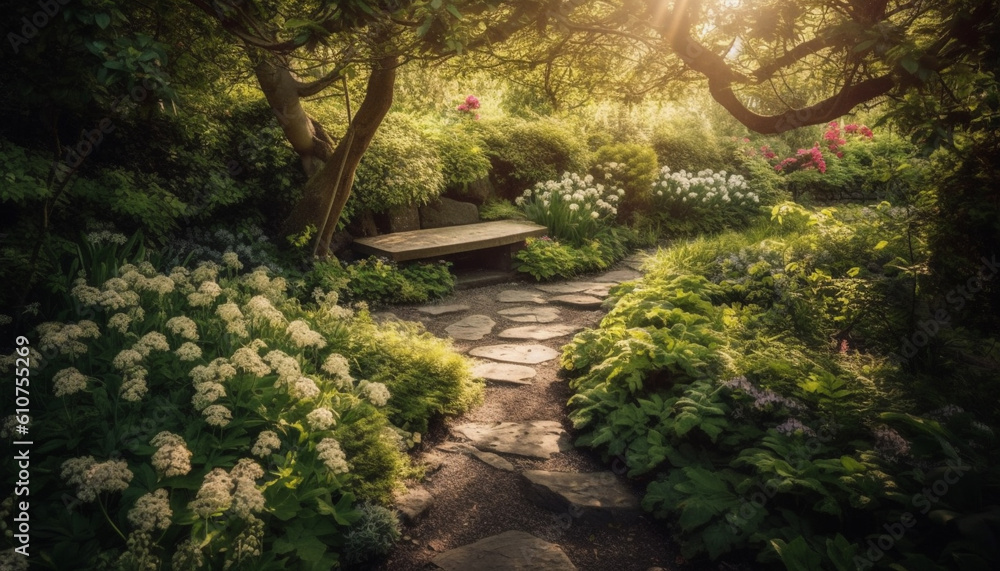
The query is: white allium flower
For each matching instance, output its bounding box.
[203,404,232,427]
[230,347,271,376]
[307,408,337,431]
[120,368,149,402]
[264,350,300,385]
[151,432,193,477]
[321,353,353,388]
[245,295,286,328]
[166,316,199,341]
[128,489,173,531]
[316,438,349,475]
[187,281,222,308]
[108,312,132,334]
[192,381,226,411]
[221,251,243,271]
[175,342,202,362]
[288,376,321,400]
[358,381,391,407]
[188,468,232,517]
[590,211,600,219]
[136,332,170,356]
[61,457,134,502]
[286,320,327,349]
[53,367,89,397]
[251,431,281,458]
[191,262,220,285]
[113,349,144,371]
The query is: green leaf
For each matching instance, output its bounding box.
[95,13,111,29]
[771,537,822,571]
[900,56,919,74]
[852,39,876,53]
[874,240,889,251]
[430,0,442,8]
[847,266,861,277]
[446,4,463,19]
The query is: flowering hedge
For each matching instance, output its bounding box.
[649,167,761,234]
[1,241,481,569]
[516,171,622,244]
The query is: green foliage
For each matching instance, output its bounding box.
[350,112,445,217]
[429,124,491,191]
[342,504,401,567]
[561,205,1000,570]
[478,199,526,221]
[479,118,588,199]
[650,114,725,172]
[591,143,660,220]
[515,232,628,281]
[307,257,455,306]
[349,317,484,433]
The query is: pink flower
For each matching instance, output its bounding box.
[465,95,480,110]
[456,103,469,112]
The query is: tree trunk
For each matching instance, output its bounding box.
[279,55,397,256]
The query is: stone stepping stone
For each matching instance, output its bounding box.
[437,442,515,472]
[498,306,561,323]
[453,420,572,460]
[522,470,641,525]
[498,324,578,341]
[499,290,547,304]
[432,530,577,570]
[417,303,471,316]
[550,294,604,309]
[396,487,434,524]
[534,281,604,294]
[468,344,560,364]
[472,361,536,385]
[622,253,649,271]
[445,315,496,341]
[582,284,613,297]
[593,269,641,283]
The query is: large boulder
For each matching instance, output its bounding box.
[420,197,480,229]
[387,205,421,232]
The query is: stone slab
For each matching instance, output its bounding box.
[432,530,577,570]
[437,442,515,472]
[445,314,496,341]
[396,487,434,524]
[468,344,560,364]
[550,294,604,309]
[498,325,578,341]
[454,421,572,460]
[522,470,641,525]
[472,362,536,384]
[417,303,471,316]
[582,284,613,297]
[497,306,561,323]
[353,220,548,262]
[499,290,548,304]
[420,197,480,229]
[534,281,605,294]
[593,269,641,283]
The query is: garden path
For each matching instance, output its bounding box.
[374,254,685,571]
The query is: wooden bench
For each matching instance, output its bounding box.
[352,220,548,270]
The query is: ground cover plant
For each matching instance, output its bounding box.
[562,204,1000,570]
[0,235,481,569]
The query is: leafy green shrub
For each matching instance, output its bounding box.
[3,241,481,569]
[591,143,660,220]
[342,504,401,567]
[560,207,1000,570]
[515,231,628,281]
[479,199,526,221]
[306,257,455,306]
[349,317,484,433]
[349,112,444,218]
[479,118,588,199]
[430,125,491,192]
[650,115,725,172]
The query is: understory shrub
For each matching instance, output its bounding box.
[478,199,526,221]
[479,118,588,199]
[306,257,455,306]
[348,113,444,221]
[429,123,491,193]
[650,114,725,172]
[561,206,1000,570]
[515,229,629,281]
[1,236,479,569]
[591,143,660,220]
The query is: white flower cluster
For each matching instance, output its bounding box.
[60,456,134,502]
[251,430,281,458]
[150,432,193,477]
[230,346,271,377]
[321,353,353,389]
[128,489,173,531]
[85,230,128,245]
[188,460,264,519]
[316,438,350,475]
[358,380,391,407]
[37,320,100,357]
[245,295,286,328]
[217,302,249,337]
[307,408,337,431]
[516,172,621,220]
[166,316,199,341]
[286,320,327,349]
[221,251,243,271]
[264,350,301,390]
[244,267,287,300]
[652,167,759,208]
[53,367,89,397]
[187,280,222,308]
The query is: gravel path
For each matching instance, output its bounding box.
[373,255,690,571]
